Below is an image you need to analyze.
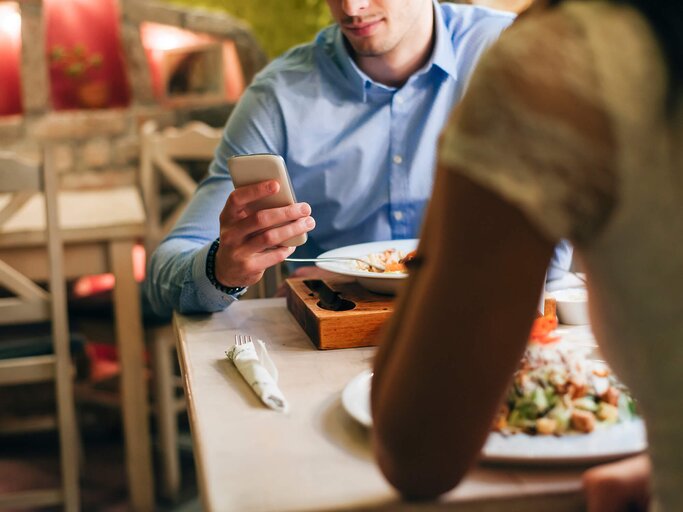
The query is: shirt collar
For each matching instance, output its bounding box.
[331,0,457,102]
[429,0,459,81]
[331,26,377,102]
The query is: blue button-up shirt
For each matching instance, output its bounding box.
[145,3,540,315]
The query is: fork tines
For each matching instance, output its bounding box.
[235,333,253,346]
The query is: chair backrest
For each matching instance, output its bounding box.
[0,151,63,326]
[0,149,80,509]
[139,120,222,252]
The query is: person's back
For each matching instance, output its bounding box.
[566,4,683,508]
[454,3,683,506]
[370,1,682,509]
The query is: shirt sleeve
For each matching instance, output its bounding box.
[143,78,286,315]
[439,9,617,246]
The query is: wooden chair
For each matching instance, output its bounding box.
[0,158,153,511]
[0,149,80,510]
[140,120,222,500]
[140,120,223,253]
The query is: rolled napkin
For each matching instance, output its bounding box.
[226,337,289,413]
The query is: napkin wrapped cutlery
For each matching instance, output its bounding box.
[226,334,289,413]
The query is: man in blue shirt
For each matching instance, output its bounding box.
[145,0,571,315]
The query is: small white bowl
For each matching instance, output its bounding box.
[548,288,589,325]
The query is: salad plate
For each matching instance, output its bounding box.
[481,419,646,464]
[341,370,647,464]
[316,239,418,294]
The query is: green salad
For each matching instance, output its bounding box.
[495,341,637,436]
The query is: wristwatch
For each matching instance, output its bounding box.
[205,238,246,296]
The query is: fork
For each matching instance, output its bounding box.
[234,333,280,381]
[284,257,386,272]
[235,333,253,346]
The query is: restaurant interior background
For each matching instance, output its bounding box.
[0,0,528,510]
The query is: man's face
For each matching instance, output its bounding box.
[326,0,431,58]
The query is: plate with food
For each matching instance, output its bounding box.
[483,321,645,464]
[315,239,418,294]
[341,319,646,464]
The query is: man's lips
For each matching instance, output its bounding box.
[342,18,383,37]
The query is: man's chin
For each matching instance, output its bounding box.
[342,27,390,58]
[347,40,388,58]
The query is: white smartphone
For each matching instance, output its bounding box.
[227,153,307,247]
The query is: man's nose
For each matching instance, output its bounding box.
[341,0,370,16]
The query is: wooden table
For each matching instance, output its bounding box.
[174,298,590,512]
[0,186,155,511]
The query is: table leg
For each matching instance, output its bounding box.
[152,329,181,500]
[110,240,155,511]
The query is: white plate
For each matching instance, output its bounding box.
[341,370,373,427]
[316,239,418,295]
[481,420,646,464]
[341,370,647,464]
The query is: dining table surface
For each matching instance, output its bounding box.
[173,296,597,512]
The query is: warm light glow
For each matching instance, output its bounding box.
[72,243,146,298]
[140,22,245,102]
[140,22,212,51]
[132,243,146,282]
[0,2,23,116]
[73,273,116,297]
[223,40,244,103]
[0,3,21,39]
[141,23,213,99]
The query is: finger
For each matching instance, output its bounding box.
[227,246,295,286]
[221,180,280,221]
[222,203,312,249]
[244,216,316,253]
[243,202,312,236]
[251,245,296,269]
[214,245,292,288]
[231,180,279,211]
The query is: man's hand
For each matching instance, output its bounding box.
[214,179,315,287]
[582,454,651,512]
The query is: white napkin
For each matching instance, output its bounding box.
[226,338,289,413]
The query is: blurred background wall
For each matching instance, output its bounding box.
[169,0,331,59]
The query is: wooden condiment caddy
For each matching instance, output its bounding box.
[285,278,557,350]
[285,277,395,350]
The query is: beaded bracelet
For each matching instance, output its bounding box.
[205,238,246,296]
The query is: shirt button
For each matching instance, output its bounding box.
[393,211,404,221]
[395,95,404,104]
[393,154,403,164]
